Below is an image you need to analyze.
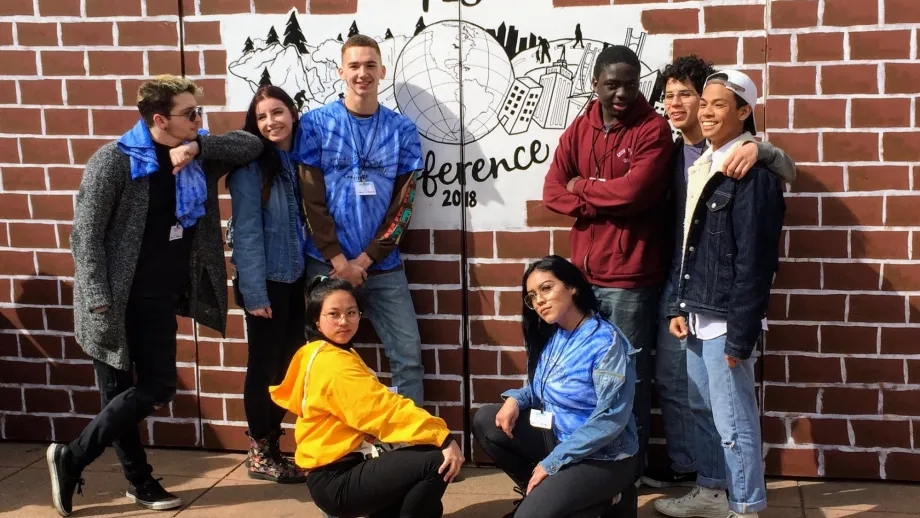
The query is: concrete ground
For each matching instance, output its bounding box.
[1,442,918,517]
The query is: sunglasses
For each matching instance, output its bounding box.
[169,106,204,121]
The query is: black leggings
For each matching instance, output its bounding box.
[243,276,306,440]
[473,404,638,518]
[306,446,449,518]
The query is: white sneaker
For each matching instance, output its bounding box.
[653,485,729,518]
[727,512,759,518]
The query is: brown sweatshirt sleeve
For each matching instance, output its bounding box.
[362,171,418,264]
[298,164,344,260]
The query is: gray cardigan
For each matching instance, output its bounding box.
[71,131,263,371]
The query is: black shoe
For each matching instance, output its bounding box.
[126,477,182,511]
[46,443,84,517]
[640,466,697,489]
[503,486,525,518]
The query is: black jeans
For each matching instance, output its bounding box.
[305,446,449,518]
[68,296,179,483]
[243,276,306,440]
[472,404,638,518]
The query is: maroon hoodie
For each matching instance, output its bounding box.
[543,95,674,289]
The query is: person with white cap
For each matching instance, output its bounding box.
[653,69,786,518]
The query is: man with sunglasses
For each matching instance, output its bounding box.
[45,75,262,517]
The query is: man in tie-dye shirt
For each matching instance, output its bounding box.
[293,34,425,406]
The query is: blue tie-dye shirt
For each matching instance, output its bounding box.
[531,314,619,443]
[293,100,423,272]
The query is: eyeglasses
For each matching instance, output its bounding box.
[524,282,558,310]
[322,310,362,323]
[663,91,698,106]
[169,106,203,121]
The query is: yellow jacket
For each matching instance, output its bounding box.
[269,340,451,469]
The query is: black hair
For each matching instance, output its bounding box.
[304,275,361,345]
[593,45,641,79]
[521,255,600,381]
[661,54,716,96]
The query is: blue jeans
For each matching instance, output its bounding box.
[655,280,696,474]
[686,333,766,514]
[306,258,425,406]
[592,285,658,480]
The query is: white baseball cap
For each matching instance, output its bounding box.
[704,70,758,133]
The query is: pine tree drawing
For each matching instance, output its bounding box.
[385,29,394,40]
[243,37,254,54]
[283,12,309,54]
[266,26,280,46]
[348,21,359,38]
[337,33,344,42]
[259,67,272,87]
[415,16,426,36]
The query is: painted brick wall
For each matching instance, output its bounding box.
[1,0,919,482]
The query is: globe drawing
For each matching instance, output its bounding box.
[394,20,514,145]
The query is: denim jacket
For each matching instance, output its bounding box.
[228,150,306,311]
[667,134,786,360]
[502,314,639,475]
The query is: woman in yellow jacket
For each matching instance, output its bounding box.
[269,276,464,518]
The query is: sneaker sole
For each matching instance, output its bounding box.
[247,471,307,484]
[641,476,697,489]
[125,492,182,511]
[653,502,728,518]
[46,444,71,517]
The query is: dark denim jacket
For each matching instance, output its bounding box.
[667,137,786,360]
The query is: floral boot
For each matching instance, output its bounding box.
[246,430,307,483]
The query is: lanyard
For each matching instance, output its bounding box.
[345,108,381,181]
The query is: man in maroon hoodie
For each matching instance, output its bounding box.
[543,45,674,483]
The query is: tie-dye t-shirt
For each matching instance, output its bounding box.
[293,100,423,272]
[531,314,619,442]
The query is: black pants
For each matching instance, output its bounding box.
[243,276,306,440]
[68,297,179,483]
[305,446,449,518]
[472,404,638,518]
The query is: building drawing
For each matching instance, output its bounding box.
[499,77,544,134]
[534,57,575,129]
[572,42,599,96]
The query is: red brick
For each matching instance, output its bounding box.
[0,22,12,46]
[495,231,550,259]
[20,79,63,105]
[886,453,920,481]
[823,262,881,291]
[202,423,249,450]
[4,415,51,441]
[0,50,37,75]
[204,111,245,135]
[769,66,816,95]
[641,9,699,35]
[86,0,141,16]
[44,108,90,136]
[404,259,460,285]
[766,324,819,353]
[774,262,821,290]
[764,386,818,413]
[13,278,59,305]
[525,200,575,228]
[765,447,818,477]
[704,5,764,32]
[822,196,883,226]
[468,348,498,375]
[2,167,45,191]
[0,387,23,412]
[10,223,56,248]
[822,64,878,94]
[0,194,30,219]
[770,0,818,28]
[92,109,140,137]
[88,51,144,76]
[886,264,920,291]
[885,0,920,23]
[0,80,16,104]
[790,417,849,445]
[469,320,522,347]
[21,138,69,165]
[793,99,846,129]
[788,356,842,384]
[117,22,178,46]
[846,357,905,384]
[788,294,846,321]
[788,165,842,193]
[881,327,920,355]
[469,263,526,288]
[418,318,460,345]
[0,0,35,16]
[38,0,80,16]
[41,51,85,76]
[796,32,844,61]
[823,386,879,415]
[849,295,907,324]
[850,30,911,60]
[24,388,71,413]
[410,289,435,315]
[423,379,461,402]
[199,0,251,14]
[884,389,920,416]
[849,164,910,192]
[788,229,847,259]
[822,325,878,354]
[37,252,75,276]
[29,193,73,220]
[767,132,818,163]
[72,138,110,165]
[887,195,920,226]
[472,378,522,403]
[763,98,789,129]
[66,79,118,107]
[673,37,739,66]
[147,0,185,15]
[0,359,46,384]
[824,450,880,479]
[49,362,95,386]
[153,421,198,447]
[885,63,920,94]
[184,21,222,45]
[882,132,920,162]
[16,22,59,47]
[852,229,907,259]
[824,131,880,162]
[823,0,878,25]
[203,50,227,75]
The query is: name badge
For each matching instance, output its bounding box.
[169,224,184,241]
[529,409,553,430]
[355,180,377,196]
[388,386,398,394]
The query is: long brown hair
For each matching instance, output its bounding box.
[230,85,300,204]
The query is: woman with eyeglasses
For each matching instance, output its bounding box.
[227,86,309,483]
[472,255,640,518]
[270,275,464,518]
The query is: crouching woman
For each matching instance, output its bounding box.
[269,276,464,518]
[473,255,640,518]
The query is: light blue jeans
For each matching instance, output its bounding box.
[686,333,766,514]
[655,280,696,474]
[592,284,659,480]
[306,258,425,406]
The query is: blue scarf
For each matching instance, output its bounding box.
[117,119,208,228]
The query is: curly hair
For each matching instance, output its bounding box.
[136,74,201,127]
[661,55,716,95]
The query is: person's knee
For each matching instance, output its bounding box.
[472,404,501,440]
[140,380,176,408]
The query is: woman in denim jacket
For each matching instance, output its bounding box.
[227,86,308,483]
[473,255,640,518]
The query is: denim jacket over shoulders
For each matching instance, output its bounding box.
[666,133,786,360]
[228,150,305,311]
[502,316,639,475]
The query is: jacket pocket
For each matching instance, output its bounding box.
[705,190,733,235]
[87,310,115,345]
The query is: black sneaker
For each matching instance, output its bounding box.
[640,466,697,488]
[126,477,182,511]
[46,443,84,517]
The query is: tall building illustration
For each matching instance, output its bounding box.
[499,77,544,135]
[534,57,575,129]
